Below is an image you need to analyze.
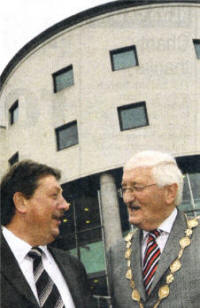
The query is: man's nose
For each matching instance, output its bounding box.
[58,196,70,211]
[123,191,136,204]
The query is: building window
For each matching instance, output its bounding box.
[193,39,200,59]
[110,45,138,71]
[55,121,78,151]
[9,152,19,166]
[9,100,18,125]
[53,65,74,92]
[118,101,149,131]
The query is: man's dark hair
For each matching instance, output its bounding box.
[0,160,61,226]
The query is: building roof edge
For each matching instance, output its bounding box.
[1,0,200,90]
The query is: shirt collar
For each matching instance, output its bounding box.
[2,226,48,263]
[143,207,177,240]
[159,207,177,233]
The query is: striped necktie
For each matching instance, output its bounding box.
[28,247,65,308]
[143,229,161,295]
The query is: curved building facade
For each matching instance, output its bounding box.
[0,1,200,305]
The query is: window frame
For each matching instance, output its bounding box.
[110,45,139,71]
[9,100,18,125]
[118,101,149,131]
[8,152,19,166]
[52,64,74,93]
[176,155,200,217]
[55,120,78,151]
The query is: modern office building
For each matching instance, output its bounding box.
[0,0,200,306]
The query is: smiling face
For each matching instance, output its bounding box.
[19,175,69,246]
[122,167,176,231]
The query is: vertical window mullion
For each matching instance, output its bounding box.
[72,200,81,260]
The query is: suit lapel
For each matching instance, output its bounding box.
[1,234,86,307]
[131,228,147,300]
[149,210,187,293]
[49,246,84,307]
[1,234,39,306]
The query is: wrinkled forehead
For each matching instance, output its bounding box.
[122,166,154,185]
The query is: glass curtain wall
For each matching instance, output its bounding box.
[51,175,109,307]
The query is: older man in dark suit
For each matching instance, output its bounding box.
[108,150,200,308]
[1,160,95,308]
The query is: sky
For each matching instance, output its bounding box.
[0,0,113,76]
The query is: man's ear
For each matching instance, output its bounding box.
[13,192,28,214]
[165,183,178,205]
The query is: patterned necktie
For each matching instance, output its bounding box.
[28,247,65,308]
[143,229,161,295]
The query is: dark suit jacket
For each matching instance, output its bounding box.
[1,234,95,308]
[108,210,200,308]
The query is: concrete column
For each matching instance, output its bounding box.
[100,173,122,251]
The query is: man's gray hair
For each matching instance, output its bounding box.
[124,150,183,205]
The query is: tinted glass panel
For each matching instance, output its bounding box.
[111,46,138,71]
[54,65,74,92]
[9,101,18,125]
[189,173,200,201]
[75,195,101,232]
[56,121,78,150]
[179,175,192,213]
[194,40,200,59]
[118,102,148,131]
[8,152,19,166]
[113,50,137,70]
[80,240,105,273]
[13,107,18,123]
[118,192,130,233]
[179,172,200,216]
[89,275,109,297]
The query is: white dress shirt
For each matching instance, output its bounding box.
[2,227,75,308]
[142,208,178,261]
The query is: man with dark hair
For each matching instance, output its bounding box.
[1,160,95,308]
[1,160,61,226]
[108,150,200,308]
